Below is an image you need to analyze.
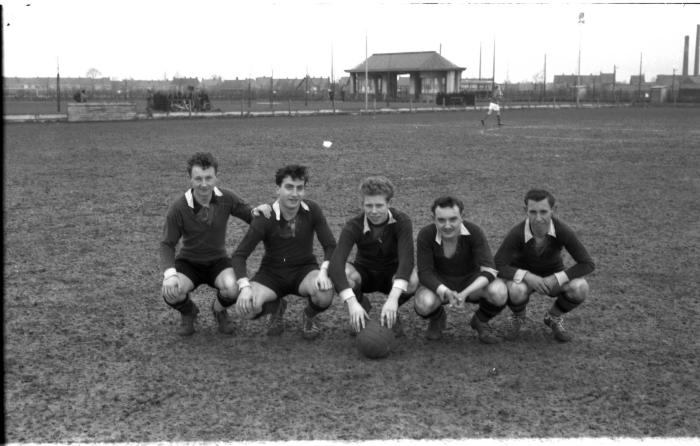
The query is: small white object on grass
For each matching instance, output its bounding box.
[322,140,333,148]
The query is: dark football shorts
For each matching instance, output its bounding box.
[253,262,319,298]
[175,257,232,289]
[433,271,484,302]
[353,263,397,295]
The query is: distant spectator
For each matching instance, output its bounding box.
[73,89,87,103]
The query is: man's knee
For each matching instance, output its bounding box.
[507,281,530,304]
[310,288,334,309]
[163,290,188,308]
[414,287,441,316]
[485,279,508,306]
[565,278,589,303]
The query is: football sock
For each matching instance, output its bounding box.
[305,299,327,318]
[424,305,445,321]
[507,296,529,315]
[252,299,280,320]
[552,292,579,315]
[476,298,506,322]
[168,293,195,314]
[216,290,237,309]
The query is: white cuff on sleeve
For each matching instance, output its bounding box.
[554,271,570,286]
[436,284,448,299]
[237,277,251,289]
[320,260,330,271]
[513,269,527,284]
[392,279,408,293]
[339,288,356,302]
[163,268,177,279]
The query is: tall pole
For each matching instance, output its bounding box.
[331,45,335,110]
[637,53,643,103]
[305,66,309,107]
[270,69,274,110]
[577,12,584,107]
[612,65,617,104]
[478,42,482,80]
[56,57,61,112]
[672,67,676,105]
[491,38,496,90]
[542,53,547,102]
[365,32,369,111]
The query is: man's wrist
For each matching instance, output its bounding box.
[339,288,356,303]
[237,277,251,289]
[514,269,528,284]
[163,268,177,280]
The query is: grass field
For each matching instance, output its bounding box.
[3,107,700,442]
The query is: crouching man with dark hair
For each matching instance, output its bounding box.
[494,189,595,343]
[232,164,337,340]
[414,195,507,343]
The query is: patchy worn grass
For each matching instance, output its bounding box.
[3,107,700,441]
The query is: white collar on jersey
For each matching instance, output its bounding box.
[272,199,310,221]
[435,222,470,244]
[185,186,223,208]
[524,218,556,242]
[363,209,397,233]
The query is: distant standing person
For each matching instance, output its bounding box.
[414,196,507,343]
[481,84,503,128]
[328,176,419,336]
[232,165,337,340]
[494,189,595,342]
[160,152,270,336]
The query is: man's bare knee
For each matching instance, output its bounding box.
[414,288,441,316]
[507,282,530,304]
[311,288,334,308]
[486,279,508,306]
[565,278,589,303]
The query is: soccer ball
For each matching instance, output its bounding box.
[356,319,395,359]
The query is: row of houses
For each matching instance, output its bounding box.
[5,51,700,102]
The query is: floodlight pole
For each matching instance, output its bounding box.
[671,68,676,104]
[478,42,482,80]
[542,53,547,102]
[56,57,61,112]
[576,14,583,107]
[365,32,369,111]
[637,53,643,104]
[612,65,617,104]
[491,38,496,91]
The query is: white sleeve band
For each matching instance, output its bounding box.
[513,269,527,284]
[237,277,251,289]
[339,288,356,302]
[320,261,330,271]
[436,284,448,299]
[163,268,177,279]
[392,279,408,293]
[555,271,570,286]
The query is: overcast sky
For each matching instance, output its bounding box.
[2,0,699,83]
